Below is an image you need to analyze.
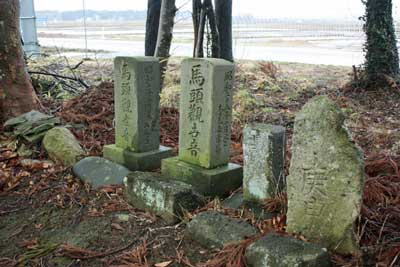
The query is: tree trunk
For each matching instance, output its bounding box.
[364,0,399,86]
[193,0,219,59]
[215,0,233,62]
[154,0,176,83]
[0,0,37,122]
[195,4,206,58]
[145,0,161,56]
[204,0,219,58]
[192,0,202,57]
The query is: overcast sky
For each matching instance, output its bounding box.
[34,0,400,20]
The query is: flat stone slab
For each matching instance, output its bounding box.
[246,233,331,267]
[161,156,242,197]
[286,96,364,255]
[4,110,61,143]
[73,157,130,189]
[185,211,257,249]
[4,110,54,127]
[124,172,205,223]
[103,144,172,171]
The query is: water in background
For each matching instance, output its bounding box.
[35,2,400,66]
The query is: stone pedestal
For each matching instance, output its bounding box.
[161,58,242,197]
[104,144,172,171]
[104,56,172,170]
[162,157,242,197]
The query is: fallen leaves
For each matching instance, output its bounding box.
[0,151,18,161]
[111,223,124,231]
[18,239,39,249]
[154,260,173,267]
[202,236,261,267]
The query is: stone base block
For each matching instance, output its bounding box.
[103,144,173,171]
[245,233,331,267]
[161,156,243,197]
[124,172,205,224]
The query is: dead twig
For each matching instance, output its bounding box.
[0,207,28,216]
[29,71,89,89]
[60,231,151,260]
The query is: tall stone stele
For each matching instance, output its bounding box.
[161,58,242,196]
[243,124,286,202]
[103,57,172,171]
[286,96,364,255]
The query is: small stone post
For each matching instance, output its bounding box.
[243,124,286,202]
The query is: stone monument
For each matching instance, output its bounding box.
[286,96,364,255]
[161,58,242,196]
[103,56,172,171]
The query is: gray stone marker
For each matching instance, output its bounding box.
[286,96,364,255]
[73,157,130,189]
[245,233,331,267]
[162,58,242,196]
[124,172,204,223]
[103,57,172,170]
[185,211,258,249]
[243,124,286,202]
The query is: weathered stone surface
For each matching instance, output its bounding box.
[222,192,275,219]
[43,127,85,167]
[103,144,172,171]
[114,56,161,152]
[178,58,235,169]
[286,96,364,255]
[223,192,244,209]
[161,156,242,197]
[106,56,173,170]
[161,58,241,197]
[73,157,130,188]
[124,172,205,223]
[185,211,257,249]
[243,124,286,202]
[245,233,331,267]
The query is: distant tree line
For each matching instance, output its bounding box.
[36,10,191,22]
[38,10,340,24]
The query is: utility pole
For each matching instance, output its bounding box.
[82,0,88,58]
[20,0,40,57]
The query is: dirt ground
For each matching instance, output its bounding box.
[1,51,400,266]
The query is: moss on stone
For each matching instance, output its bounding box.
[286,96,364,255]
[42,127,85,167]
